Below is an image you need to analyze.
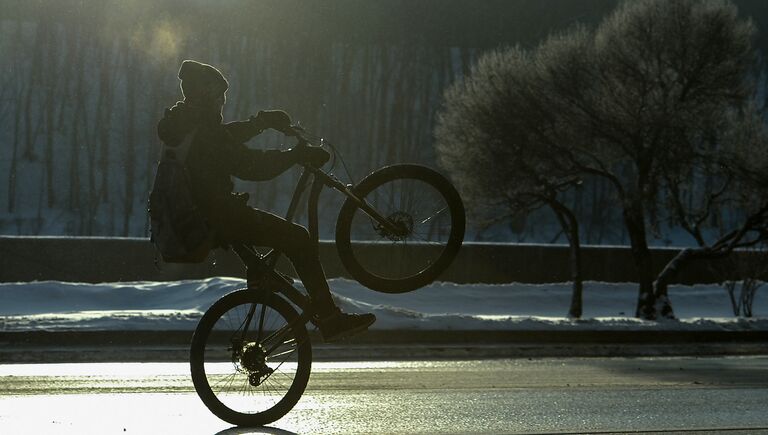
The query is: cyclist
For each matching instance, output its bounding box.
[157,59,375,342]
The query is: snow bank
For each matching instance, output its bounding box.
[0,278,765,331]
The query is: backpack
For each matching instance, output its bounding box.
[148,129,214,263]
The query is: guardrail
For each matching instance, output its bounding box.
[0,236,754,284]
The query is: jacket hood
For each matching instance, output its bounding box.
[157,101,221,146]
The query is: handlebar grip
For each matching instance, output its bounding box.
[285,125,318,148]
[282,124,303,137]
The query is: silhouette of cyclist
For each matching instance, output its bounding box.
[157,59,375,342]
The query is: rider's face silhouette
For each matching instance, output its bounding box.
[196,91,225,119]
[210,92,225,117]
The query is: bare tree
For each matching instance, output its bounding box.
[651,102,768,318]
[435,38,589,318]
[436,0,758,319]
[542,0,756,319]
[571,1,750,317]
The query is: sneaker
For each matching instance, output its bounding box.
[317,311,376,343]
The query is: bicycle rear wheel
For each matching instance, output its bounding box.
[190,289,311,426]
[335,164,465,293]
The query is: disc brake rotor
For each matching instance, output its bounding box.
[374,211,414,241]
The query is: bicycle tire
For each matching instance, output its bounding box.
[190,289,311,426]
[335,164,465,293]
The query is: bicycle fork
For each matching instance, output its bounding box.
[309,167,408,237]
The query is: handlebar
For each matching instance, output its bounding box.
[280,124,353,183]
[283,125,319,146]
[281,125,331,170]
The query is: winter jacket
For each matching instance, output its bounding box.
[156,101,297,219]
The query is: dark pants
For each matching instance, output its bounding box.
[211,205,337,317]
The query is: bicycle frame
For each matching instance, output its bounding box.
[286,164,406,249]
[231,173,349,331]
[232,155,376,346]
[229,142,402,350]
[236,138,406,281]
[191,128,464,426]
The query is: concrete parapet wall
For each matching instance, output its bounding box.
[0,236,753,284]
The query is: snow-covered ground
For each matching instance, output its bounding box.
[0,278,765,331]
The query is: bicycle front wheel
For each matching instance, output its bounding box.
[335,164,465,293]
[190,289,311,426]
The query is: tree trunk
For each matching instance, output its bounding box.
[22,18,46,161]
[6,21,24,214]
[566,221,583,319]
[623,201,656,319]
[8,88,21,213]
[98,47,116,204]
[651,248,693,320]
[386,53,407,165]
[372,47,392,170]
[68,44,86,219]
[653,245,739,319]
[550,200,583,319]
[43,24,58,209]
[122,53,137,237]
[652,220,768,319]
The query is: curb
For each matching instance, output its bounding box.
[1,329,767,345]
[1,330,766,362]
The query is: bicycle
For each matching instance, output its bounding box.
[189,126,466,426]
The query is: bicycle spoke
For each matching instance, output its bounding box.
[268,344,298,360]
[340,167,464,288]
[419,206,449,225]
[195,294,309,423]
[211,371,240,392]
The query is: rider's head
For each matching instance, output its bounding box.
[178,60,228,116]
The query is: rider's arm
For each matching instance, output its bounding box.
[223,120,262,144]
[224,110,291,144]
[228,142,299,181]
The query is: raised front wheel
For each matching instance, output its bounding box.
[335,164,465,293]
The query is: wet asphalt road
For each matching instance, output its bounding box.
[0,356,767,434]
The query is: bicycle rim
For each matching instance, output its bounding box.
[336,165,465,293]
[190,290,311,426]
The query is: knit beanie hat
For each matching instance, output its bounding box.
[178,60,229,102]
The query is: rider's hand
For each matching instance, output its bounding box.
[250,110,292,133]
[293,146,330,168]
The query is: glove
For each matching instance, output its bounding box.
[250,110,292,133]
[293,146,330,168]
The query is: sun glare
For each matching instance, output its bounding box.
[130,20,183,63]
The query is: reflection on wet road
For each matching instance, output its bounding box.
[1,357,767,434]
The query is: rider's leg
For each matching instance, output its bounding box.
[215,204,375,341]
[218,207,338,316]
